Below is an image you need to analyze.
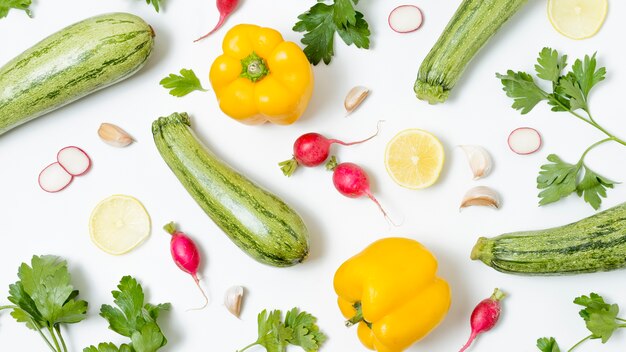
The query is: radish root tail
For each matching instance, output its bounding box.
[459,332,477,352]
[186,274,209,311]
[366,191,400,227]
[330,120,385,147]
[194,14,226,42]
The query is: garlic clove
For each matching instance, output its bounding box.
[460,186,501,210]
[224,285,244,318]
[344,86,370,115]
[459,145,493,180]
[98,123,134,147]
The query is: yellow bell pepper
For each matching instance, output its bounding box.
[334,238,451,352]
[209,24,314,125]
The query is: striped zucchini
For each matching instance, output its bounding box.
[414,0,528,104]
[0,13,154,135]
[471,203,626,275]
[152,113,310,267]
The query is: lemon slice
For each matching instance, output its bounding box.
[548,0,608,40]
[385,129,445,189]
[89,195,151,255]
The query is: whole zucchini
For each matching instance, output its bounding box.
[0,13,154,135]
[471,203,626,275]
[414,0,528,104]
[152,113,309,267]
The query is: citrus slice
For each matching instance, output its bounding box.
[385,129,445,189]
[89,194,151,255]
[548,0,608,40]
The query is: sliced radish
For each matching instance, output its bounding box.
[389,5,424,33]
[39,162,73,193]
[57,146,91,176]
[508,127,542,155]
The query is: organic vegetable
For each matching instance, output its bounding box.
[0,13,154,136]
[39,162,73,193]
[471,202,626,275]
[537,293,626,352]
[293,0,371,65]
[98,123,134,148]
[385,129,445,189]
[140,0,161,12]
[159,69,207,97]
[460,186,501,210]
[548,0,608,40]
[334,238,451,352]
[224,285,244,318]
[459,289,506,352]
[388,5,424,33]
[84,276,171,352]
[497,48,625,210]
[279,123,381,176]
[152,112,310,267]
[460,145,493,180]
[237,308,327,352]
[209,24,314,125]
[57,146,91,176]
[344,86,370,115]
[0,255,88,352]
[194,0,239,42]
[414,0,529,104]
[508,127,542,155]
[0,0,32,19]
[163,222,208,310]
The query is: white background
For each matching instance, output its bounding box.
[1,0,625,351]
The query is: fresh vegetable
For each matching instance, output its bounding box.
[385,129,445,189]
[38,162,73,193]
[460,186,501,210]
[279,123,380,176]
[152,112,310,267]
[98,123,134,148]
[84,276,171,352]
[0,13,154,136]
[537,293,626,352]
[141,0,161,12]
[344,86,370,115]
[0,255,88,352]
[159,69,207,97]
[0,0,32,19]
[293,0,371,65]
[194,0,239,42]
[163,222,208,310]
[459,289,506,352]
[508,127,542,155]
[237,308,327,352]
[209,24,314,125]
[224,285,244,318]
[497,48,625,210]
[459,145,493,180]
[471,202,626,275]
[334,238,451,352]
[388,5,423,34]
[548,0,608,40]
[89,195,152,255]
[414,0,528,104]
[57,146,91,176]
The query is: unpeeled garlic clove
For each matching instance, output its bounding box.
[344,86,370,115]
[459,145,493,180]
[460,186,501,210]
[98,123,134,147]
[224,285,244,318]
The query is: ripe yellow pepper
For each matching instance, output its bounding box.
[334,238,451,352]
[209,24,314,125]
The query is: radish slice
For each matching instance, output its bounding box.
[57,146,91,176]
[508,127,542,155]
[389,5,424,33]
[39,162,73,193]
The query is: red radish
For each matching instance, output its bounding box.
[38,162,73,193]
[57,146,91,176]
[459,288,506,352]
[164,222,209,310]
[508,127,542,155]
[389,5,424,33]
[194,0,239,42]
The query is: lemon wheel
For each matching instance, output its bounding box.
[548,0,608,40]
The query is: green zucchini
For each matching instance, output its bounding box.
[414,0,528,104]
[0,13,154,135]
[471,203,626,275]
[152,113,310,267]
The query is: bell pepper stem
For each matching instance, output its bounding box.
[346,302,372,328]
[240,52,270,82]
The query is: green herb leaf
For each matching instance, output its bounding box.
[332,0,356,26]
[0,0,32,19]
[83,342,133,352]
[144,0,161,12]
[285,308,327,351]
[535,48,567,83]
[537,154,580,206]
[536,337,561,352]
[496,70,547,114]
[574,293,620,343]
[336,12,370,49]
[571,53,605,100]
[160,69,207,97]
[131,323,167,352]
[558,74,587,112]
[576,166,615,210]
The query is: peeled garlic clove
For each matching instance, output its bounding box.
[344,86,370,115]
[460,186,501,210]
[460,145,493,180]
[224,285,244,318]
[98,123,134,147]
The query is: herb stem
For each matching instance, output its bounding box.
[578,138,613,164]
[48,326,62,352]
[237,342,258,352]
[55,325,68,352]
[616,317,626,322]
[30,319,57,352]
[0,305,18,310]
[567,334,593,352]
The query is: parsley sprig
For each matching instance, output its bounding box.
[497,48,626,210]
[0,0,32,19]
[293,0,370,65]
[159,69,207,97]
[537,293,626,352]
[143,0,161,13]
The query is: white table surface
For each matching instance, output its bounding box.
[1,0,625,351]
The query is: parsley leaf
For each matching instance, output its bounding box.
[576,166,615,210]
[144,0,161,13]
[535,47,567,83]
[285,308,327,351]
[574,293,621,343]
[160,69,207,97]
[0,0,32,19]
[571,53,605,101]
[536,337,561,352]
[496,70,547,114]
